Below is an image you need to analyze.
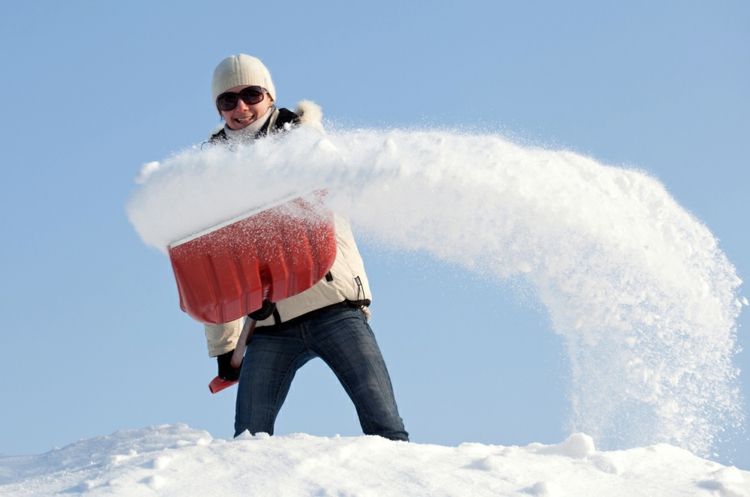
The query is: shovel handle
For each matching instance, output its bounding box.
[231,317,256,368]
[208,317,256,395]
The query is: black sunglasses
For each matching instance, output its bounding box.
[216,86,268,112]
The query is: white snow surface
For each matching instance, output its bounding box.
[126,127,744,457]
[2,424,748,496]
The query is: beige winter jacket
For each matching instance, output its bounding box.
[203,102,373,357]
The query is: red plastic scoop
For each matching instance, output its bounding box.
[168,192,337,325]
[166,192,337,394]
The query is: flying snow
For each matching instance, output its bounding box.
[126,126,744,457]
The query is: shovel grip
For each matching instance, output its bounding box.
[209,317,256,394]
[209,376,237,394]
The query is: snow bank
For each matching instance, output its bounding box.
[1,424,748,496]
[126,127,744,456]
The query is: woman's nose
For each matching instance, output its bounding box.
[235,98,249,112]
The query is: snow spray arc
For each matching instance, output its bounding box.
[127,126,745,457]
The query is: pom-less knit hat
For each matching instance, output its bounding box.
[212,54,276,106]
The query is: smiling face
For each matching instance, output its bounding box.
[219,85,275,130]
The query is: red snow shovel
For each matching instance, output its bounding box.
[167,192,337,394]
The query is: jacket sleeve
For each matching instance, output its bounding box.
[204,319,242,357]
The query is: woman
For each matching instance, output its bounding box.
[204,54,408,442]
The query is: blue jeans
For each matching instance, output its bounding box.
[235,306,409,441]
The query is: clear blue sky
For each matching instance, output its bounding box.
[1,1,748,466]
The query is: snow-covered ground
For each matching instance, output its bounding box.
[1,424,747,496]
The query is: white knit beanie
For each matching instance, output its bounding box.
[211,54,276,105]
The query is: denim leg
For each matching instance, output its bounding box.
[309,308,409,442]
[234,332,314,437]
